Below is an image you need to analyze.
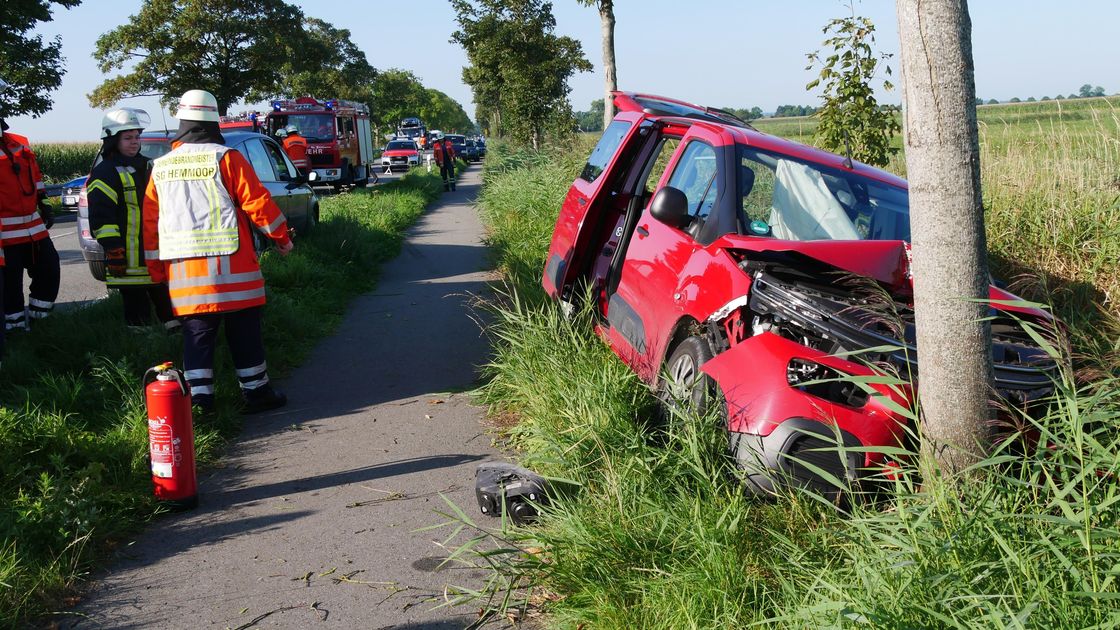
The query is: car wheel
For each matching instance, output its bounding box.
[306,204,319,232]
[658,335,718,420]
[88,260,107,282]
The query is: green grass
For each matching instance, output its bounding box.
[444,100,1120,628]
[0,170,443,627]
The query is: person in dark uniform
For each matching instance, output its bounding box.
[86,108,178,330]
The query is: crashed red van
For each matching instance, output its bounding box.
[543,92,1055,494]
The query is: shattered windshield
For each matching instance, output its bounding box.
[738,145,910,242]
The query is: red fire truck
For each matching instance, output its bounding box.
[265,97,375,188]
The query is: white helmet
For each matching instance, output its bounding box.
[176,89,220,122]
[285,124,299,135]
[101,108,150,138]
[275,128,288,139]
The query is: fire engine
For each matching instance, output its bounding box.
[219,111,265,133]
[265,97,375,188]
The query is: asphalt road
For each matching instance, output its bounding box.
[66,164,500,629]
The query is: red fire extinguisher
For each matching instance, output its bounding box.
[144,362,198,510]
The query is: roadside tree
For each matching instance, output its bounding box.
[89,0,312,115]
[806,1,900,167]
[0,0,81,117]
[369,69,427,139]
[254,18,378,107]
[452,0,592,148]
[896,0,993,472]
[576,0,617,130]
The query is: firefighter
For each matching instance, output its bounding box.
[0,107,60,333]
[281,124,309,174]
[433,136,456,192]
[87,108,179,331]
[143,89,293,414]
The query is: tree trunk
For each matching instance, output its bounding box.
[599,0,617,130]
[896,0,993,473]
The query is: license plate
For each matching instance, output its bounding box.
[62,195,78,206]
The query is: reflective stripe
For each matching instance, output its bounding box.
[265,215,285,233]
[168,270,263,290]
[106,274,155,287]
[185,369,214,380]
[93,225,121,239]
[235,362,267,378]
[4,224,47,240]
[239,376,270,390]
[144,249,160,260]
[5,312,26,321]
[87,179,119,204]
[117,167,142,270]
[0,213,43,227]
[171,287,266,307]
[29,298,53,309]
[189,385,214,395]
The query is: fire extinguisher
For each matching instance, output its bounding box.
[143,362,198,510]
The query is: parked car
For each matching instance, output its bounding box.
[543,92,1057,496]
[78,130,319,281]
[59,176,88,211]
[380,139,420,172]
[445,134,467,161]
[475,137,487,160]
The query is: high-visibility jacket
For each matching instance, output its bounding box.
[433,140,455,165]
[0,132,48,246]
[143,142,291,317]
[87,153,157,286]
[282,134,309,170]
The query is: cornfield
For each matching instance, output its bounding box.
[31,142,100,183]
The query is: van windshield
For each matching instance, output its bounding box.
[738,145,911,242]
[274,114,336,143]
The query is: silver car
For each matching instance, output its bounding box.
[78,130,320,280]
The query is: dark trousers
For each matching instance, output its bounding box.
[3,238,60,329]
[440,160,455,189]
[120,284,176,328]
[181,307,270,401]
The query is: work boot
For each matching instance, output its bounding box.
[242,384,287,414]
[443,180,449,191]
[451,181,456,191]
[191,394,215,416]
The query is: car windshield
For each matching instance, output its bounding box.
[386,141,415,151]
[276,114,336,142]
[141,140,172,160]
[738,145,910,242]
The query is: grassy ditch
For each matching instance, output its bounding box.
[0,170,442,626]
[454,121,1120,628]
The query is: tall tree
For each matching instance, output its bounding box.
[0,0,81,117]
[576,0,617,130]
[89,0,309,116]
[896,0,993,472]
[369,69,428,140]
[452,0,592,148]
[806,1,900,167]
[253,17,378,105]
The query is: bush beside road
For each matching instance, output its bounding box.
[0,170,442,627]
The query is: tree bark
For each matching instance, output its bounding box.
[599,0,617,130]
[896,0,993,473]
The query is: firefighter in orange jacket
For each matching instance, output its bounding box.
[0,114,60,332]
[281,125,309,174]
[143,90,292,414]
[432,136,456,192]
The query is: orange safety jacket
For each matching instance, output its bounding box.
[0,132,48,246]
[433,140,455,165]
[282,134,310,170]
[142,143,291,317]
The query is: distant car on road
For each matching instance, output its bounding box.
[60,176,88,212]
[446,134,467,161]
[462,139,481,162]
[380,139,420,172]
[77,130,320,281]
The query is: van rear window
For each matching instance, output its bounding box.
[580,120,631,183]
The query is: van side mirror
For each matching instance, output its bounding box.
[649,186,691,229]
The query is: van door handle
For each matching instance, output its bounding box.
[636,225,649,238]
[577,197,587,206]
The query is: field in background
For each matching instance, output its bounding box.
[31,142,101,183]
[756,96,1120,367]
[462,97,1120,627]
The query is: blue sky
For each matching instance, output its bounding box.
[7,0,1118,141]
